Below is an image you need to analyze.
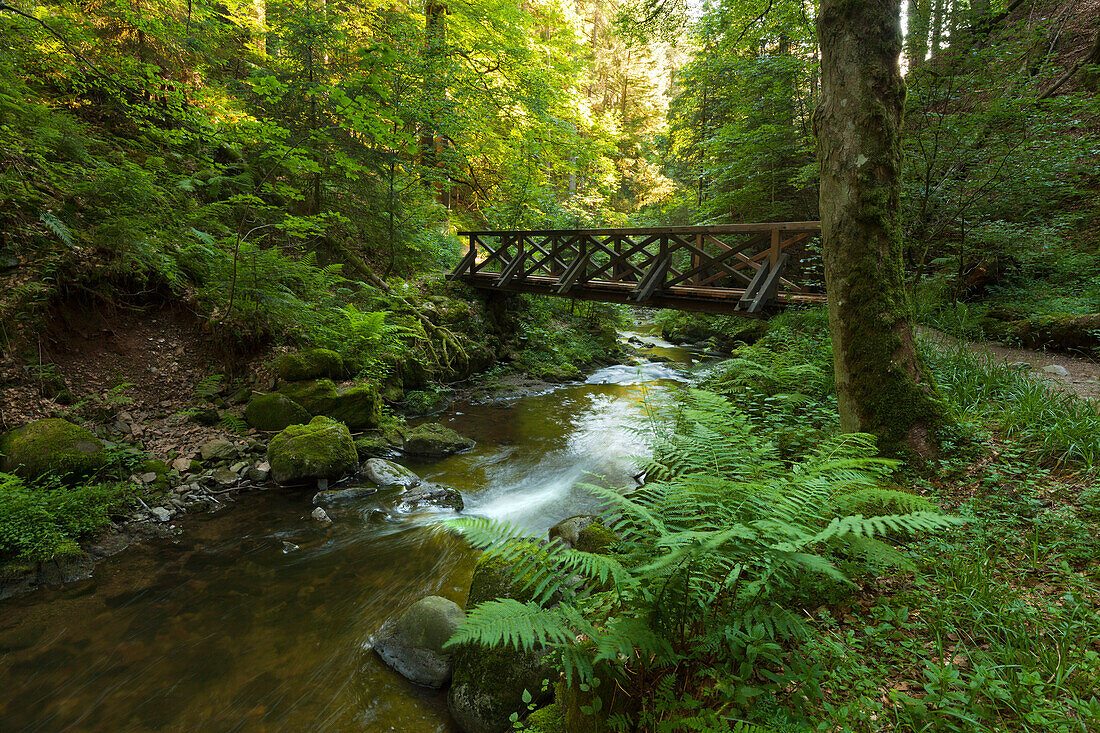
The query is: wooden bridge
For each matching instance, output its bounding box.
[448,222,826,314]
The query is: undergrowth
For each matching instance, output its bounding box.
[450,306,1100,732]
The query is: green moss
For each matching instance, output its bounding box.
[275,348,345,382]
[274,380,381,430]
[245,393,311,432]
[466,542,549,608]
[277,379,338,415]
[574,523,618,554]
[403,422,474,457]
[327,383,382,430]
[448,641,558,733]
[267,416,357,485]
[0,419,107,482]
[523,703,565,733]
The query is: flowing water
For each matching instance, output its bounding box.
[0,334,701,731]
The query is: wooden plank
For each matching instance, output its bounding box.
[632,252,669,302]
[555,250,590,293]
[739,259,772,308]
[495,237,527,286]
[457,221,821,238]
[448,238,477,280]
[748,254,789,313]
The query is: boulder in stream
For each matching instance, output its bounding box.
[374,595,465,688]
[361,458,421,487]
[0,418,106,481]
[397,482,463,512]
[275,379,382,430]
[267,416,357,485]
[401,422,474,458]
[448,642,558,733]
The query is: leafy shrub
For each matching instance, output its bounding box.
[0,472,137,561]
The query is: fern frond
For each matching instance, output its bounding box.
[447,599,571,652]
[40,211,75,249]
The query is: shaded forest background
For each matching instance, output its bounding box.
[1,0,1097,356]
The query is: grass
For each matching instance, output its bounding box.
[924,338,1100,466]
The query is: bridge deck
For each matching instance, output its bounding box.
[449,223,825,314]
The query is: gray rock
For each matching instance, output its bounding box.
[1042,364,1070,376]
[402,423,475,458]
[150,506,173,522]
[311,506,332,523]
[230,461,249,474]
[317,478,329,491]
[139,471,159,484]
[171,457,193,473]
[212,466,238,487]
[199,438,235,462]
[312,487,378,505]
[247,466,270,483]
[398,482,464,512]
[548,515,598,549]
[362,458,421,487]
[375,596,465,688]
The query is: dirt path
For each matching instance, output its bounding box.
[921,328,1100,400]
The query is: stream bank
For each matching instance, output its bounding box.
[0,330,702,731]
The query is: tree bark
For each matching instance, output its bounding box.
[815,0,946,457]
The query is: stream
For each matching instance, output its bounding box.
[0,333,701,731]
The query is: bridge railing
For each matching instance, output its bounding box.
[449,222,822,313]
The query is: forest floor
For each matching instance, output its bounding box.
[921,327,1100,400]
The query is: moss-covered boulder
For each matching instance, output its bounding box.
[267,416,357,485]
[448,642,558,733]
[524,703,565,732]
[374,595,465,688]
[275,380,382,430]
[327,383,382,431]
[397,482,464,512]
[574,523,618,554]
[277,379,338,415]
[547,515,598,549]
[361,458,421,487]
[554,664,628,733]
[0,419,106,482]
[245,393,311,432]
[275,348,345,382]
[402,422,475,458]
[466,543,551,609]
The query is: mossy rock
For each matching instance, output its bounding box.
[275,348,345,382]
[548,515,597,548]
[275,380,381,430]
[277,379,338,415]
[0,418,106,482]
[327,383,382,431]
[245,393,311,432]
[374,595,465,688]
[402,422,474,458]
[354,434,393,460]
[523,703,565,733]
[574,523,618,554]
[267,416,357,485]
[554,665,628,733]
[466,542,551,609]
[448,642,558,733]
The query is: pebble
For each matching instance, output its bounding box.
[140,472,158,483]
[311,507,333,523]
[1041,364,1070,376]
[150,506,173,522]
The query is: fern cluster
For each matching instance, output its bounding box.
[448,388,962,726]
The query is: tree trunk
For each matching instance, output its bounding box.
[815,0,946,457]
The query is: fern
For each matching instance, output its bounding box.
[449,386,964,724]
[40,211,75,249]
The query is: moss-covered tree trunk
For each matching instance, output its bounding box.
[815,0,946,457]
